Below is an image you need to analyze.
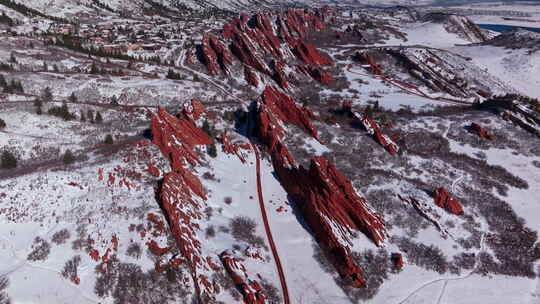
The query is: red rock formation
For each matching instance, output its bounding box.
[294,41,333,66]
[434,187,464,215]
[201,34,219,75]
[308,67,333,85]
[183,98,206,121]
[146,240,170,256]
[151,108,213,170]
[244,66,259,87]
[221,131,247,163]
[147,163,161,177]
[469,122,494,140]
[151,108,218,298]
[260,86,319,140]
[272,156,387,287]
[354,51,382,76]
[271,60,289,89]
[357,114,399,155]
[220,250,266,304]
[391,252,404,270]
[231,30,270,75]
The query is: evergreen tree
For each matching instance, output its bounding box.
[87,109,94,123]
[9,52,16,64]
[0,118,5,129]
[43,61,48,71]
[95,111,103,123]
[33,98,43,115]
[104,134,113,144]
[80,110,86,122]
[41,86,53,103]
[0,150,17,169]
[0,74,6,89]
[63,149,75,165]
[110,95,118,106]
[68,92,77,103]
[207,144,217,158]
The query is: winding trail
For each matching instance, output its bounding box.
[251,144,291,304]
[396,233,486,304]
[346,65,471,105]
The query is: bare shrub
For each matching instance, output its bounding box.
[126,243,142,259]
[95,255,190,303]
[230,216,266,249]
[52,229,71,245]
[224,197,233,205]
[393,237,448,274]
[205,226,216,238]
[27,237,51,262]
[61,255,81,282]
[261,279,282,303]
[0,276,10,304]
[337,249,390,302]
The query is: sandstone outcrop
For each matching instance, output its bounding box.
[220,250,266,304]
[356,113,399,155]
[151,108,213,170]
[434,187,464,215]
[469,122,494,140]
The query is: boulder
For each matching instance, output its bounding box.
[244,66,259,87]
[434,187,464,215]
[308,67,333,85]
[469,122,494,140]
[220,250,266,304]
[294,41,333,66]
[151,108,213,170]
[391,252,404,270]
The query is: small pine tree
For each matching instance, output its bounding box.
[43,61,48,71]
[80,110,86,122]
[104,134,114,145]
[87,109,94,123]
[110,95,118,106]
[9,52,16,64]
[53,65,59,73]
[68,92,77,103]
[0,74,6,89]
[63,149,75,165]
[33,98,43,115]
[95,111,103,123]
[42,87,53,103]
[0,150,17,169]
[207,144,217,158]
[0,118,5,129]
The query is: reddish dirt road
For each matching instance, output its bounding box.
[251,144,291,304]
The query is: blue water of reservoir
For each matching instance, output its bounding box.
[478,23,540,33]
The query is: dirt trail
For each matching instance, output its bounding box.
[251,144,291,304]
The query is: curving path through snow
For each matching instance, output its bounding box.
[251,144,291,304]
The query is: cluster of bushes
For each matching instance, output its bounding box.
[229,216,266,249]
[94,255,191,304]
[0,74,23,93]
[27,237,51,262]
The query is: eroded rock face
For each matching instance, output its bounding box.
[356,113,399,155]
[294,41,333,66]
[308,67,333,85]
[201,34,233,75]
[182,98,206,121]
[151,108,218,299]
[200,8,334,86]
[391,252,404,270]
[244,66,259,87]
[260,86,319,140]
[434,187,464,215]
[220,250,266,304]
[272,156,387,287]
[469,122,494,140]
[151,108,213,170]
